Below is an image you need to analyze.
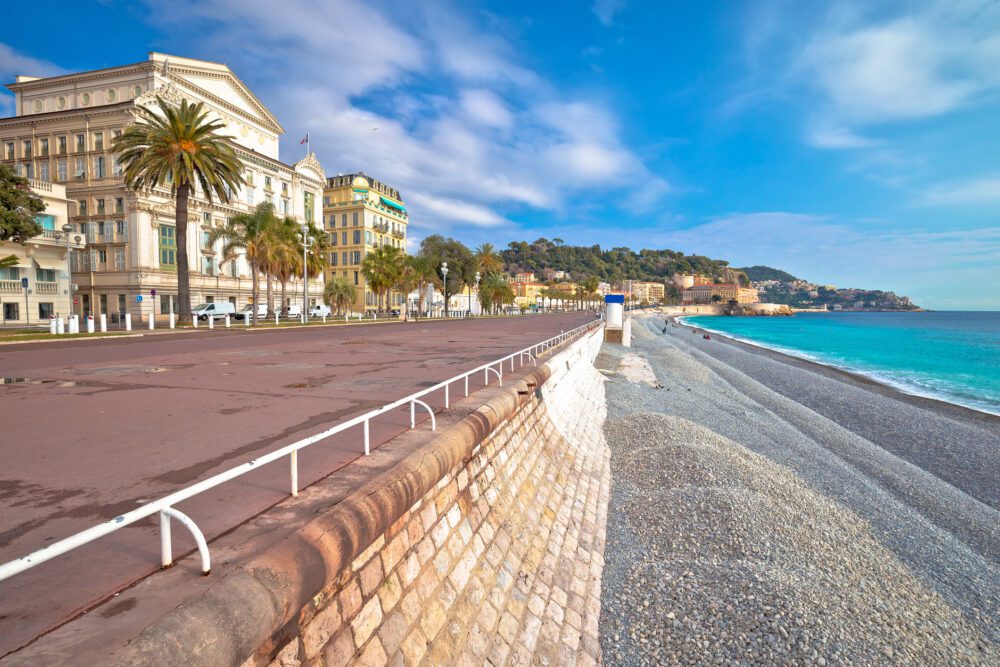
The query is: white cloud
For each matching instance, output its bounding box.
[592,0,626,26]
[806,123,881,150]
[917,174,1000,206]
[138,0,669,237]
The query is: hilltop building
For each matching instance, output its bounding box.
[682,283,759,305]
[323,173,407,313]
[0,179,84,323]
[512,272,536,283]
[631,281,666,304]
[0,53,326,321]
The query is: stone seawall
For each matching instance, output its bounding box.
[86,327,610,667]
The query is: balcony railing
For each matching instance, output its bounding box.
[28,178,53,192]
[0,281,21,293]
[36,282,58,294]
[391,229,404,239]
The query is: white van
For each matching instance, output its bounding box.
[310,304,332,318]
[235,303,267,321]
[282,304,303,319]
[192,302,236,321]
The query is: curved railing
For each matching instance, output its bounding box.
[0,320,601,582]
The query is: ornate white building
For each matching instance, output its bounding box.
[0,53,326,321]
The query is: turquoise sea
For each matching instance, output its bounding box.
[682,312,1000,416]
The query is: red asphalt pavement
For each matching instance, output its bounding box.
[0,313,590,656]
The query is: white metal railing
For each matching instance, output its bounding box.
[0,320,600,582]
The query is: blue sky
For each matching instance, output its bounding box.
[2,0,998,309]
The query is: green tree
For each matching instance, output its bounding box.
[478,272,514,315]
[323,276,357,316]
[418,235,475,316]
[408,255,438,319]
[361,245,403,313]
[113,96,244,324]
[474,242,503,273]
[394,261,420,320]
[711,294,722,303]
[208,202,279,325]
[0,164,44,243]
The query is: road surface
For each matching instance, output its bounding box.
[0,313,590,656]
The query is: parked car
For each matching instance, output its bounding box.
[280,305,303,319]
[192,302,236,321]
[310,304,332,318]
[234,303,267,321]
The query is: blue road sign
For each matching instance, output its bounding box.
[136,295,143,303]
[21,277,28,288]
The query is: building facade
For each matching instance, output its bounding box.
[0,179,84,324]
[322,173,407,313]
[1,53,326,321]
[632,281,666,304]
[682,283,759,304]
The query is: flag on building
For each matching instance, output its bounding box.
[299,133,309,145]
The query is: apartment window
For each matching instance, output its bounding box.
[57,136,66,154]
[265,193,272,205]
[115,248,126,270]
[352,211,359,226]
[115,220,128,240]
[353,230,361,244]
[303,191,314,223]
[5,142,13,160]
[323,195,329,206]
[113,129,122,139]
[330,253,338,266]
[264,175,272,191]
[245,171,254,185]
[23,140,32,158]
[94,133,104,151]
[25,163,33,179]
[4,303,19,321]
[159,225,177,268]
[97,198,106,214]
[113,157,123,177]
[341,213,347,227]
[203,256,214,275]
[99,294,108,315]
[329,233,337,247]
[78,200,88,216]
[76,134,85,152]
[280,199,288,215]
[94,156,106,178]
[97,249,107,264]
[40,138,49,156]
[342,251,348,266]
[160,295,177,315]
[57,159,67,181]
[352,251,361,264]
[341,231,347,245]
[353,271,359,286]
[39,162,50,182]
[74,157,86,179]
[115,197,124,214]
[247,188,255,206]
[35,267,55,283]
[365,231,372,244]
[118,294,126,314]
[36,214,55,231]
[96,221,107,238]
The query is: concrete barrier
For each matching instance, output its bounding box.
[12,328,610,667]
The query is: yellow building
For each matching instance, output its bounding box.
[323,173,407,313]
[1,179,85,324]
[512,272,536,283]
[682,283,759,304]
[631,281,666,304]
[513,281,545,308]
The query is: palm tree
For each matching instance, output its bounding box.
[474,242,503,274]
[323,277,357,316]
[408,255,438,319]
[361,245,403,313]
[207,202,279,325]
[394,261,420,320]
[478,273,514,315]
[273,217,302,315]
[114,96,244,324]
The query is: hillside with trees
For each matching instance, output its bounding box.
[500,238,747,284]
[739,265,798,282]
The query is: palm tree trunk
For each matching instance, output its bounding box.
[266,274,273,314]
[280,279,287,315]
[251,263,260,325]
[175,184,192,324]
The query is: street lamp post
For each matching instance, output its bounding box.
[61,223,73,318]
[441,262,448,318]
[300,226,311,324]
[472,271,480,317]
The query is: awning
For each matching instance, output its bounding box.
[379,196,406,212]
[11,256,32,268]
[32,256,65,271]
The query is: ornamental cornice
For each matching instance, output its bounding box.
[135,82,185,108]
[166,71,284,135]
[0,105,133,130]
[7,63,155,92]
[295,152,326,182]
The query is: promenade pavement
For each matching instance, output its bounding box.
[0,313,590,657]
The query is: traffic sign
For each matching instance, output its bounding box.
[20,277,28,289]
[136,295,143,303]
[150,289,157,296]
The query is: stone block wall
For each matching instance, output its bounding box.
[267,328,610,667]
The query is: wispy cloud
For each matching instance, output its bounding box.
[805,123,881,150]
[917,173,1000,207]
[0,43,67,114]
[137,0,667,240]
[592,0,626,26]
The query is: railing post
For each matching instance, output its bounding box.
[364,419,370,456]
[464,375,469,397]
[160,510,172,569]
[290,449,298,496]
[410,400,415,428]
[445,384,449,409]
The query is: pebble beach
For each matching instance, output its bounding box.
[598,315,1000,665]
